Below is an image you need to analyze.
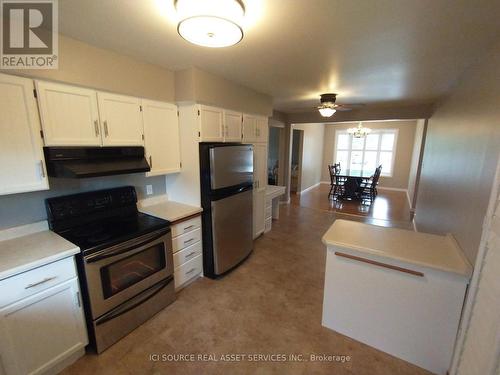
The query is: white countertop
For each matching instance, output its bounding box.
[0,230,80,281]
[139,199,202,223]
[322,219,472,277]
[266,185,286,199]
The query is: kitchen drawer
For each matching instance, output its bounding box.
[265,217,272,233]
[0,256,77,308]
[173,240,202,268]
[172,228,202,253]
[174,254,202,289]
[265,206,272,219]
[171,216,201,238]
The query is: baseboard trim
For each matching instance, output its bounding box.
[299,182,321,194]
[320,181,331,185]
[377,186,408,192]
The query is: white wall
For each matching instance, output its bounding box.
[415,42,500,263]
[292,123,325,192]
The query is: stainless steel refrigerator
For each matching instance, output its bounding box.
[199,143,254,278]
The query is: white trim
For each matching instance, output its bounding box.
[406,190,412,209]
[320,180,331,184]
[299,182,321,194]
[279,198,290,205]
[0,221,49,241]
[377,186,408,192]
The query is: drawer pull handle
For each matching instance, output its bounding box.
[25,276,57,289]
[186,251,197,258]
[184,238,195,245]
[334,252,424,277]
[183,225,194,231]
[186,268,197,275]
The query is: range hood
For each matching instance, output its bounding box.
[43,147,150,178]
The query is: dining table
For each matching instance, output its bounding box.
[336,169,373,199]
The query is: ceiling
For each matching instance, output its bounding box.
[59,0,500,112]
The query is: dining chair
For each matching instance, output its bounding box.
[328,164,344,200]
[360,165,382,204]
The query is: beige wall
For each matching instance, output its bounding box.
[1,35,175,102]
[415,43,500,263]
[407,119,427,210]
[175,67,273,116]
[321,120,418,189]
[292,123,325,192]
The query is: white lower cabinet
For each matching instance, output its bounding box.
[171,215,203,290]
[0,258,87,375]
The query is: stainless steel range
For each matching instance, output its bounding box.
[46,186,175,353]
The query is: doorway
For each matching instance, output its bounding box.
[290,129,304,194]
[268,126,285,186]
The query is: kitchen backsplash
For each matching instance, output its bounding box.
[0,174,166,229]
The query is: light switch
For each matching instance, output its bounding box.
[146,185,153,195]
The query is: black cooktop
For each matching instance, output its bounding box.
[46,186,170,255]
[55,212,169,254]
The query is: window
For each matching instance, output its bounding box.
[334,129,397,176]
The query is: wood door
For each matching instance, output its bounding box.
[242,114,257,143]
[97,92,144,146]
[142,99,181,176]
[0,279,88,375]
[199,105,224,142]
[0,74,49,195]
[35,81,101,146]
[223,110,242,142]
[253,188,265,238]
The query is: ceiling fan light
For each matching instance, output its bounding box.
[319,107,336,117]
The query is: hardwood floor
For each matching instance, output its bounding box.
[291,183,413,230]
[62,199,430,375]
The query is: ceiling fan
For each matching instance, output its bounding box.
[317,93,364,117]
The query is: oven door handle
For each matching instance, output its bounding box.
[95,276,173,326]
[86,229,169,263]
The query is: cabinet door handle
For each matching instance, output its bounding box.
[25,276,56,289]
[183,225,194,232]
[186,268,197,275]
[184,238,195,245]
[104,120,109,136]
[149,155,153,168]
[186,251,197,258]
[39,160,46,178]
[94,120,99,136]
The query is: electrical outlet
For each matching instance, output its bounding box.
[146,185,153,195]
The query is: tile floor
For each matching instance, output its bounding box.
[62,202,430,375]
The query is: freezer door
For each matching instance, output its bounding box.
[210,145,253,190]
[211,189,253,275]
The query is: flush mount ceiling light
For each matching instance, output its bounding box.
[347,122,372,138]
[175,0,245,47]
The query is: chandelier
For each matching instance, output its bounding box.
[347,122,371,138]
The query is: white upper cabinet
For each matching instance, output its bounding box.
[255,116,269,143]
[198,105,224,142]
[223,110,242,142]
[242,114,257,143]
[36,81,101,146]
[97,92,144,146]
[142,99,181,176]
[0,74,48,195]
